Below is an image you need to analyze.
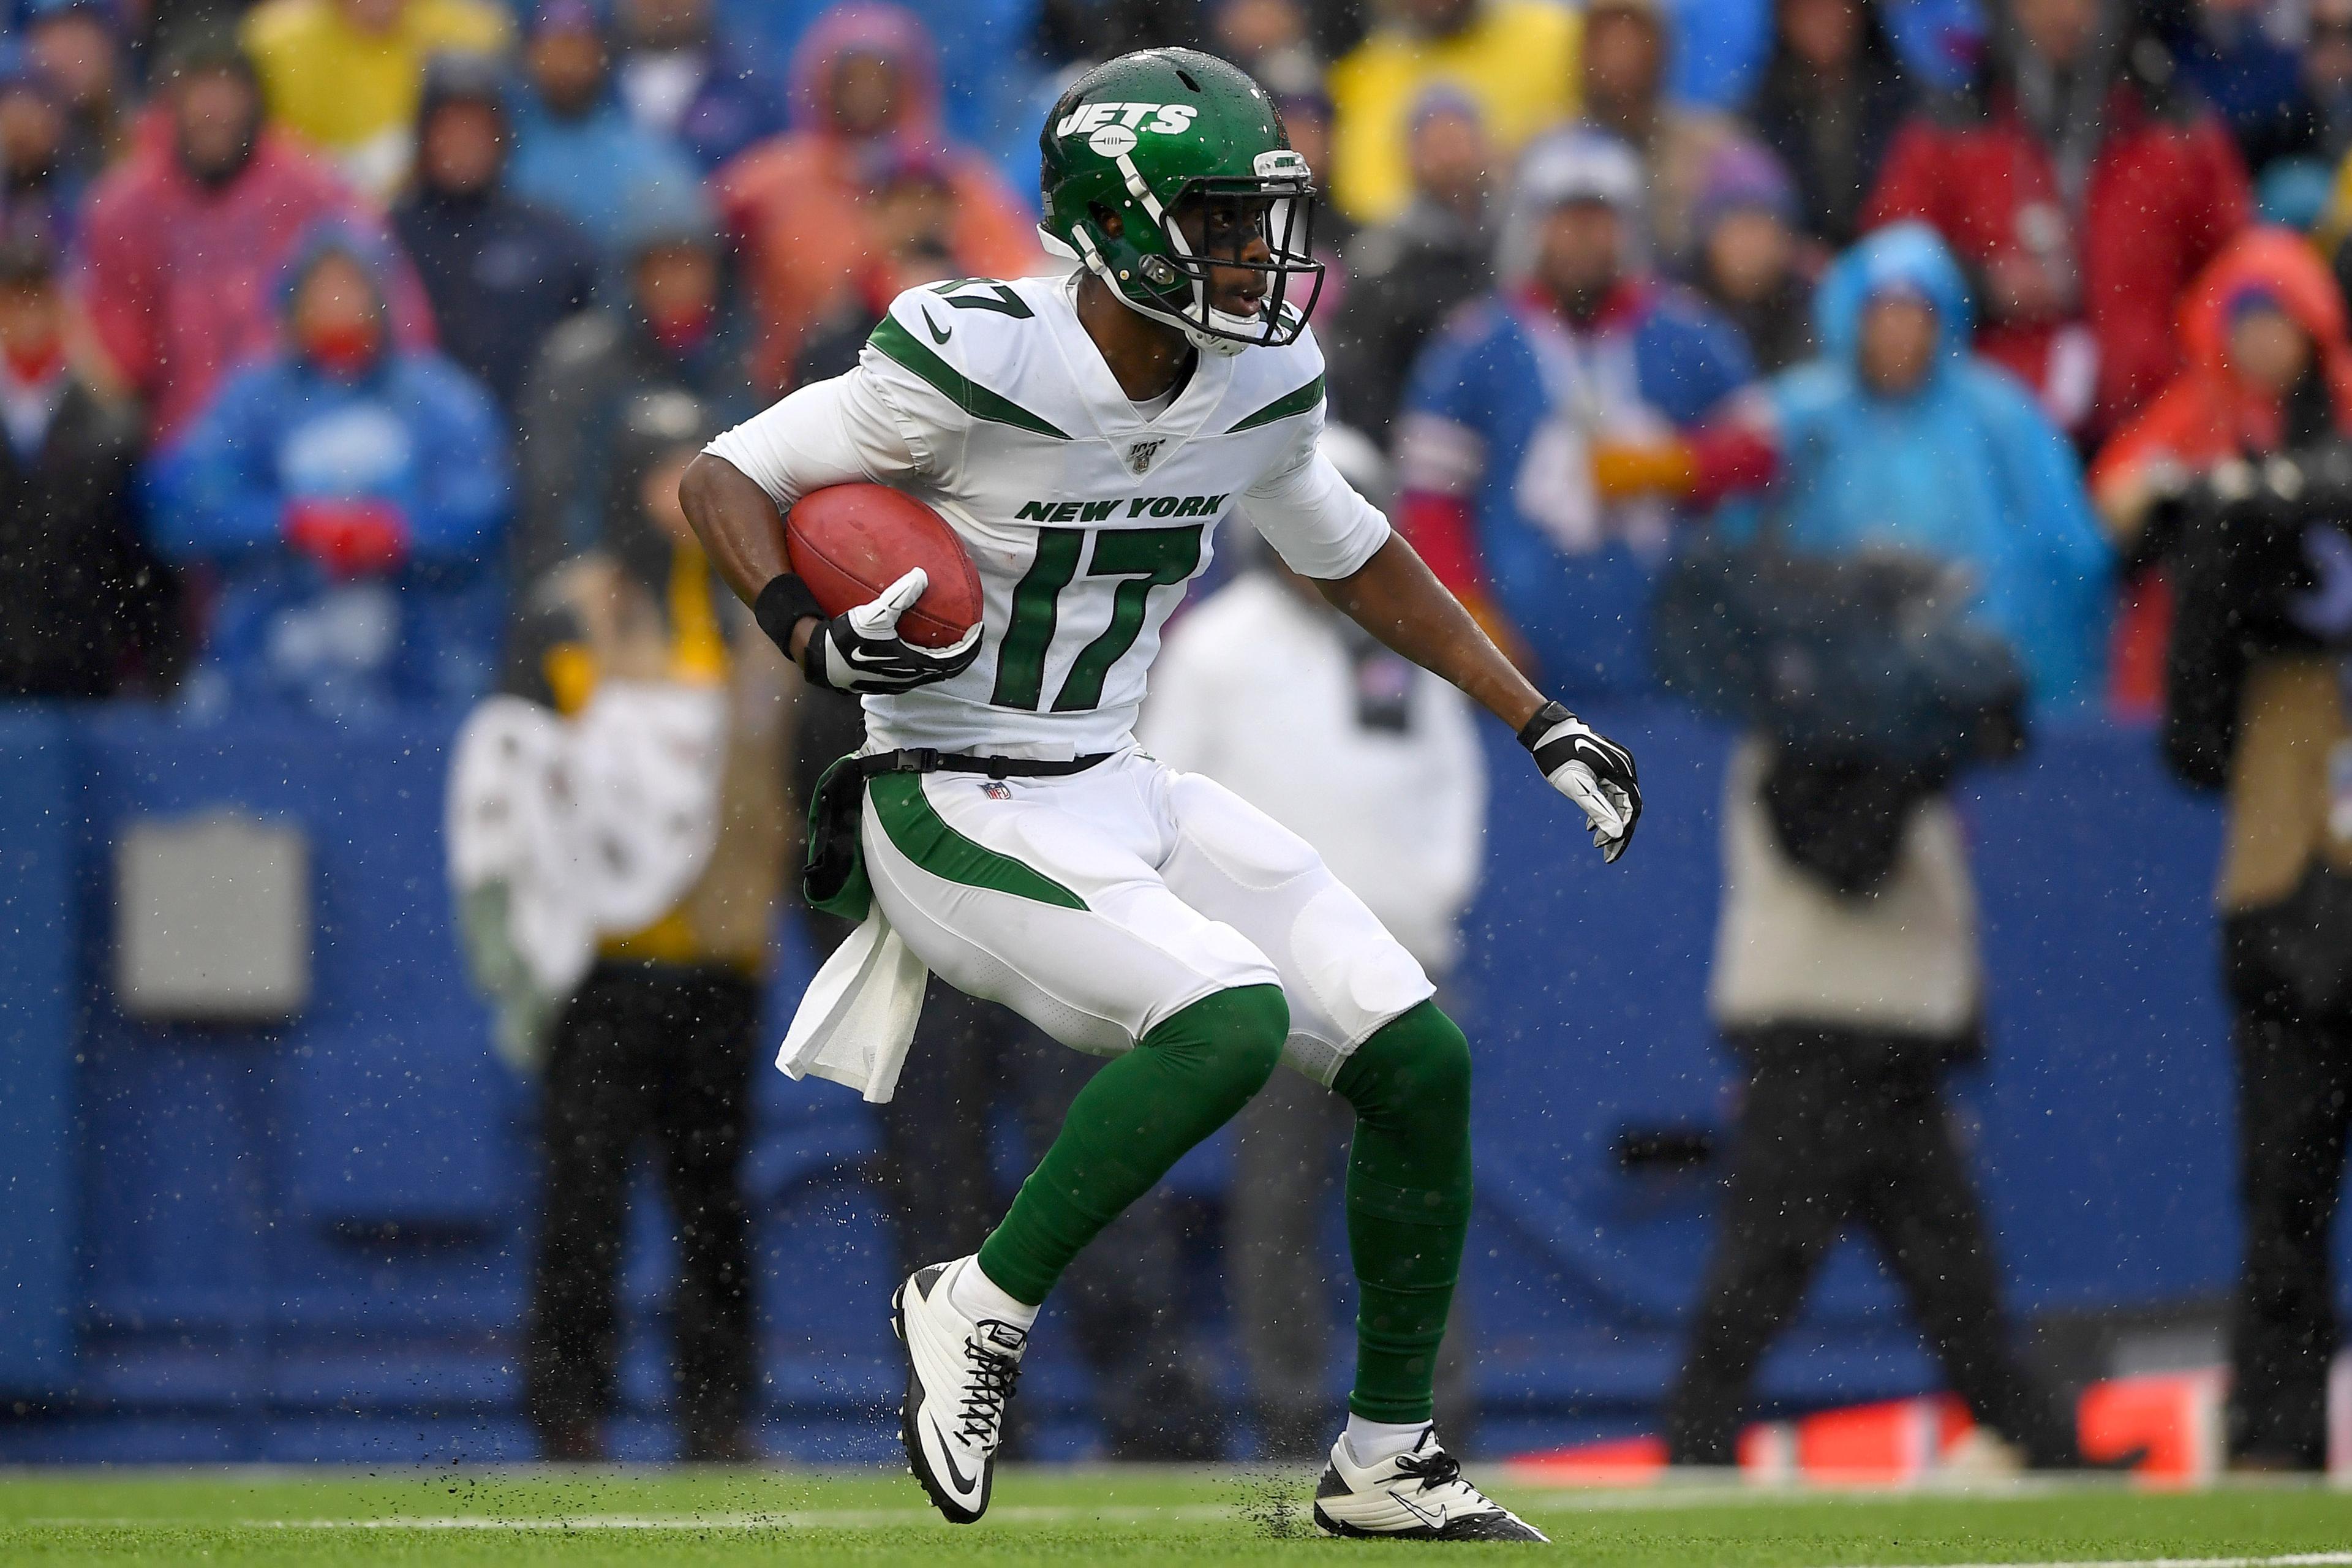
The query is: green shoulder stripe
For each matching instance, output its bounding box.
[868,773,1088,911]
[1227,372,1325,434]
[869,314,1070,440]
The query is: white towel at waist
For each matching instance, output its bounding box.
[775,901,930,1102]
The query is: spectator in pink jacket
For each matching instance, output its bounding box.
[714,2,1035,393]
[76,31,434,443]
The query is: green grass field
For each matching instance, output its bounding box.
[4,1466,2351,1566]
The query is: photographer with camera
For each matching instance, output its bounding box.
[2092,228,2352,1472]
[1627,223,2113,1468]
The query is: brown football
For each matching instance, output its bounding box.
[783,483,984,650]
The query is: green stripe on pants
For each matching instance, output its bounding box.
[867,772,1087,910]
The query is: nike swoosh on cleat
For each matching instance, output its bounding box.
[1390,1490,1447,1530]
[922,309,952,345]
[930,1420,976,1494]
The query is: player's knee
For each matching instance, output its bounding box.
[1390,1005,1474,1125]
[1338,1001,1472,1132]
[1148,982,1287,1105]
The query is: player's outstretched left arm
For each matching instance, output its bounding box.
[1317,532,1642,864]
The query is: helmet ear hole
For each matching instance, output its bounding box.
[1088,201,1123,240]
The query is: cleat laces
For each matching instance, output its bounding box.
[1391,1446,1492,1507]
[956,1329,1023,1447]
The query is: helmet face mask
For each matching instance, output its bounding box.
[1088,167,1324,352]
[1040,51,1324,356]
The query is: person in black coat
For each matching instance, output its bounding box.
[511,178,755,595]
[1743,0,1912,249]
[391,53,597,421]
[0,228,172,698]
[1691,138,1818,375]
[1324,86,1493,440]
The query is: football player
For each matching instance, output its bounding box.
[680,48,1638,1541]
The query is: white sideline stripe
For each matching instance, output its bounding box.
[22,1504,1238,1530]
[23,1512,2352,1563]
[1509,1474,2352,1509]
[1847,1558,2352,1568]
[1510,1480,2108,1512]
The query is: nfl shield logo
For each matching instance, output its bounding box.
[1126,438,1165,475]
[980,781,1012,801]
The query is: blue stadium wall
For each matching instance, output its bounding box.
[0,699,2334,1463]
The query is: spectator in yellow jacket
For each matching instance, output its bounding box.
[242,0,511,198]
[1327,0,1578,225]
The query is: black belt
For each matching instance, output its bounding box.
[805,747,1114,919]
[858,748,1114,780]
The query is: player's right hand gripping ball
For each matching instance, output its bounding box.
[807,568,981,695]
[1520,699,1642,864]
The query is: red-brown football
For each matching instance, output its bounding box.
[783,483,983,650]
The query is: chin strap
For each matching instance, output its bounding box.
[1189,322,1253,358]
[1162,215,1260,356]
[1070,224,1255,357]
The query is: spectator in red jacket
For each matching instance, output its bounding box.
[2090,227,2352,714]
[77,30,434,443]
[1862,0,2251,441]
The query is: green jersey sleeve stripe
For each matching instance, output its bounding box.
[1227,373,1325,434]
[869,315,1071,440]
[868,773,1089,910]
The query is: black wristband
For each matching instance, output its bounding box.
[1517,699,1572,752]
[753,573,826,661]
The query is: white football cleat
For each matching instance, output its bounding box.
[891,1257,1025,1524]
[1313,1428,1547,1542]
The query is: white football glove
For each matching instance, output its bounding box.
[802,568,981,695]
[1519,699,1642,864]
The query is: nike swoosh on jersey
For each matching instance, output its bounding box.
[922,309,952,345]
[931,1420,976,1492]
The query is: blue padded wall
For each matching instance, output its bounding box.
[0,710,80,1394]
[0,699,2324,1461]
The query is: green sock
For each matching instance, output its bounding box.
[975,985,1287,1305]
[1330,1001,1474,1425]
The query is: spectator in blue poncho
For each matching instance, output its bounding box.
[507,0,704,257]
[1722,219,2114,712]
[1598,219,2113,712]
[150,221,511,721]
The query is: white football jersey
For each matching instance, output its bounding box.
[706,273,1389,756]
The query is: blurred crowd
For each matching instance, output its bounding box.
[9,0,2352,1474]
[7,0,2350,722]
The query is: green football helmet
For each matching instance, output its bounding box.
[1038,48,1323,356]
